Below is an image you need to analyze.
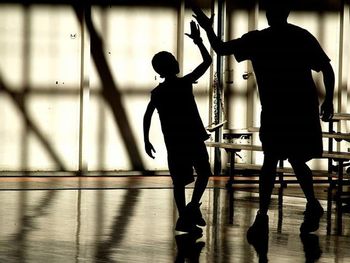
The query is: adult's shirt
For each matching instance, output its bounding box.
[231,23,330,160]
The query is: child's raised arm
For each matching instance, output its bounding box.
[183,21,212,83]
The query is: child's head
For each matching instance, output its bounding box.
[152,51,180,78]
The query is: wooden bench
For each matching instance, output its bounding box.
[206,120,350,234]
[206,141,350,185]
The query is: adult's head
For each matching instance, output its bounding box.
[152,51,180,78]
[262,0,291,27]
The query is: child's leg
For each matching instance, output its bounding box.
[191,172,209,204]
[191,141,211,204]
[177,141,211,227]
[167,146,188,217]
[174,182,202,232]
[174,184,186,216]
[187,171,209,227]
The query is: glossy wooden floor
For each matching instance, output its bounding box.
[0,176,349,263]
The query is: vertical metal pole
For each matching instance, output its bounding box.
[213,0,225,175]
[246,1,258,164]
[208,0,216,135]
[337,0,345,148]
[327,117,334,236]
[348,2,350,115]
[246,1,258,128]
[334,2,345,234]
[328,121,334,183]
[177,0,185,76]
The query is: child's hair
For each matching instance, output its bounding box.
[152,51,180,78]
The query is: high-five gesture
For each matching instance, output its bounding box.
[192,6,214,30]
[185,21,202,44]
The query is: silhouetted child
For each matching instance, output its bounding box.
[143,21,212,232]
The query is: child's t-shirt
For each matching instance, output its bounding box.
[151,77,209,146]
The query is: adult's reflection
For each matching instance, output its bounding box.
[248,226,269,263]
[175,232,205,263]
[300,233,322,263]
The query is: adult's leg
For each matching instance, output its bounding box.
[247,154,278,245]
[288,158,316,203]
[259,155,279,214]
[289,157,324,233]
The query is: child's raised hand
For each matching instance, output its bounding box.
[185,21,202,44]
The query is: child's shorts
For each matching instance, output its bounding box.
[166,140,211,186]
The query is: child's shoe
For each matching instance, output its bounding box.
[175,216,202,234]
[300,200,324,233]
[185,202,206,227]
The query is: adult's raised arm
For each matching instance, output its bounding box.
[192,6,239,56]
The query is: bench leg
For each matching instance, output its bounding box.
[277,187,284,233]
[228,187,234,224]
[278,159,287,188]
[225,150,236,189]
[336,160,344,235]
[326,185,332,235]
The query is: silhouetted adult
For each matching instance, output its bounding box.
[143,21,212,233]
[193,0,334,239]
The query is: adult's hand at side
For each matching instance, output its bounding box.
[320,99,334,122]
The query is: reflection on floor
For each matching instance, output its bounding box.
[0,176,349,262]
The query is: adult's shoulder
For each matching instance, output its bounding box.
[287,24,330,69]
[241,29,262,39]
[288,23,314,37]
